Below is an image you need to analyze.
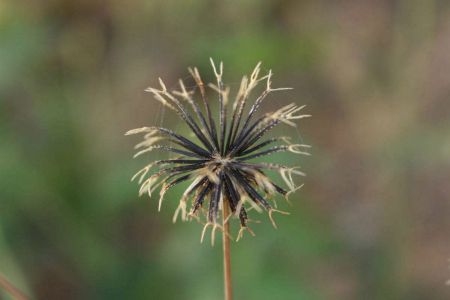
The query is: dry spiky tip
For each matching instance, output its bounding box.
[127,59,310,244]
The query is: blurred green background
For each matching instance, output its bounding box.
[1,0,450,299]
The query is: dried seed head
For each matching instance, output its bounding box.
[127,60,310,244]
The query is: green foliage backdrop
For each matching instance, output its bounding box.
[1,1,450,299]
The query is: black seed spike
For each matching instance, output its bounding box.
[208,175,223,223]
[230,169,272,210]
[237,146,288,161]
[192,182,212,214]
[189,67,220,152]
[155,127,211,157]
[238,137,281,156]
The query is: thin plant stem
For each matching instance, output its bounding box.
[0,273,29,300]
[222,200,232,300]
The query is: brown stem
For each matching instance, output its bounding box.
[222,201,233,300]
[0,273,29,300]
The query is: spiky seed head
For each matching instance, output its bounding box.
[127,59,310,244]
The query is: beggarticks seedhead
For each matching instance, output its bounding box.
[126,59,310,245]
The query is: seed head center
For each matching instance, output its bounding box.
[213,155,233,168]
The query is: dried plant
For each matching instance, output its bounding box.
[0,273,29,300]
[126,59,310,300]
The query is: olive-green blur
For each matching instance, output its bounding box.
[1,1,449,299]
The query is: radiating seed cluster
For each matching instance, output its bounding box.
[126,59,310,244]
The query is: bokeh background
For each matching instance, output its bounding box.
[1,0,450,299]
